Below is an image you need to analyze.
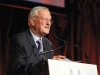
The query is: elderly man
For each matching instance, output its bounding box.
[9,6,66,75]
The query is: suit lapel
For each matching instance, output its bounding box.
[42,38,47,52]
[42,37,49,59]
[25,29,42,61]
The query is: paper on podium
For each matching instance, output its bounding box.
[48,59,98,75]
[63,58,81,63]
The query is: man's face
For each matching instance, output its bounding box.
[31,10,52,37]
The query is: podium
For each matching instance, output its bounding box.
[25,59,98,75]
[48,59,98,75]
[24,59,49,75]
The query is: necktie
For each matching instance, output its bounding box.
[37,39,43,58]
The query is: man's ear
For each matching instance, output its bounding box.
[28,18,35,27]
[30,18,35,26]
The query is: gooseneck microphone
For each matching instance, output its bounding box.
[54,36,90,64]
[36,36,66,56]
[72,44,90,64]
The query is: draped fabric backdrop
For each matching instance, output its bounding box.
[0,0,100,75]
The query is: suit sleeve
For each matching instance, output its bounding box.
[9,36,26,75]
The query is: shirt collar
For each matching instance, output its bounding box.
[30,29,42,42]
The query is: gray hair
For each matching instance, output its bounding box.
[28,6,49,21]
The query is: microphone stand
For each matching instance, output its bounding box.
[54,36,90,64]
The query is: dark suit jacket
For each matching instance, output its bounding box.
[9,29,54,75]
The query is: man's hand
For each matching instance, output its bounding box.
[52,55,66,60]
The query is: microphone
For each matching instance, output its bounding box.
[54,36,90,64]
[36,36,66,55]
[72,44,90,64]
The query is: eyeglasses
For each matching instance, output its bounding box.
[34,16,53,24]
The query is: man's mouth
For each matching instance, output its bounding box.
[44,26,50,28]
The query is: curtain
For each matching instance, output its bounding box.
[50,0,100,74]
[54,0,100,74]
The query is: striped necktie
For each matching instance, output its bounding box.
[37,39,43,58]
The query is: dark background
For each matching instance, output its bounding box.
[0,0,100,75]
